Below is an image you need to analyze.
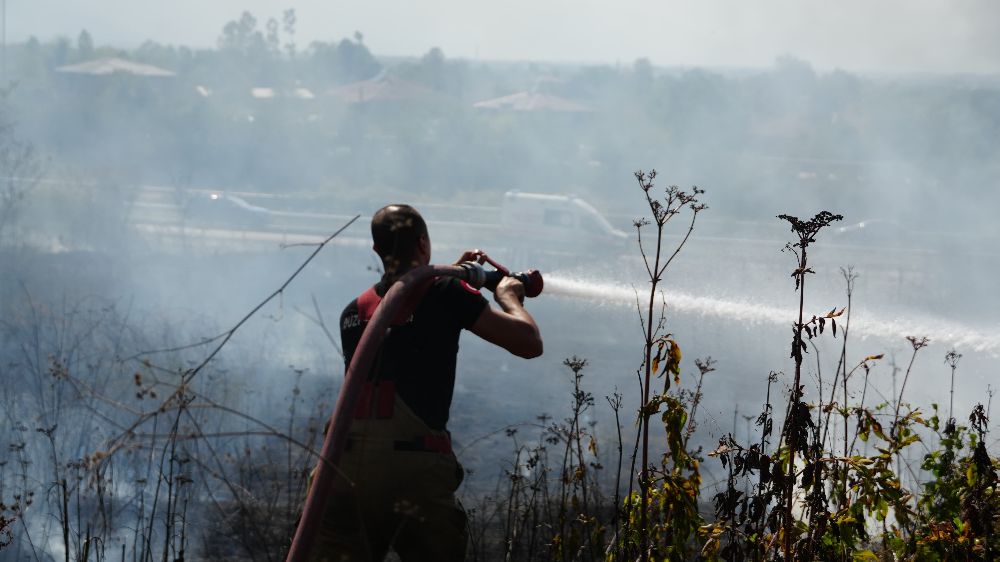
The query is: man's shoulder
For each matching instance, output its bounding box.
[431,276,483,297]
[341,295,360,315]
[340,295,362,332]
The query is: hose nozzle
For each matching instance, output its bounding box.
[458,261,544,298]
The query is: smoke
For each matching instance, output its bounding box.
[1,3,998,557]
[11,1,1000,72]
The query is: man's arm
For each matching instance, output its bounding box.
[470,277,543,359]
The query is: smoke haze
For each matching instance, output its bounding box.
[11,1,1000,72]
[1,2,998,559]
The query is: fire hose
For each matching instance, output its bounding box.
[286,258,541,562]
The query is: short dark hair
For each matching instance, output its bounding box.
[370,204,428,272]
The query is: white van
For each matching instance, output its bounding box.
[499,192,627,255]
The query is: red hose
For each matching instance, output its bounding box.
[285,264,469,562]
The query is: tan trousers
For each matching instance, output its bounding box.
[308,395,467,562]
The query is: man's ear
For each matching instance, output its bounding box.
[418,234,430,256]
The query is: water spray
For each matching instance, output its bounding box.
[542,274,1000,356]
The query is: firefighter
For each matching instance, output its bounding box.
[310,204,543,562]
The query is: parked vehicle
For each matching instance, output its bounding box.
[183,192,272,230]
[491,192,628,266]
[500,191,627,244]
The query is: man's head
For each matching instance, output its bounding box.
[371,204,430,275]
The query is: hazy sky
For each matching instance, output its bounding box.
[9,0,1000,73]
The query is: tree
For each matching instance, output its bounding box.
[218,11,269,58]
[216,11,286,87]
[307,36,380,85]
[0,111,42,246]
[77,29,94,60]
[337,38,380,82]
[419,47,446,90]
[282,9,297,58]
[632,57,653,88]
[774,54,817,91]
[265,17,280,54]
[50,37,71,67]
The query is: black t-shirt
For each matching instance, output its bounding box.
[340,277,489,431]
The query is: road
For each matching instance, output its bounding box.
[123,184,1000,321]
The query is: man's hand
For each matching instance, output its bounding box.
[470,275,542,359]
[454,249,486,265]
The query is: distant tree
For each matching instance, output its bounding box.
[135,40,176,67]
[282,9,297,58]
[392,46,465,96]
[50,37,71,67]
[307,36,380,85]
[265,17,280,54]
[77,29,94,60]
[0,108,42,245]
[774,55,817,89]
[216,11,289,86]
[566,64,621,100]
[218,11,269,58]
[419,47,446,90]
[633,57,653,86]
[7,36,47,85]
[337,38,381,81]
